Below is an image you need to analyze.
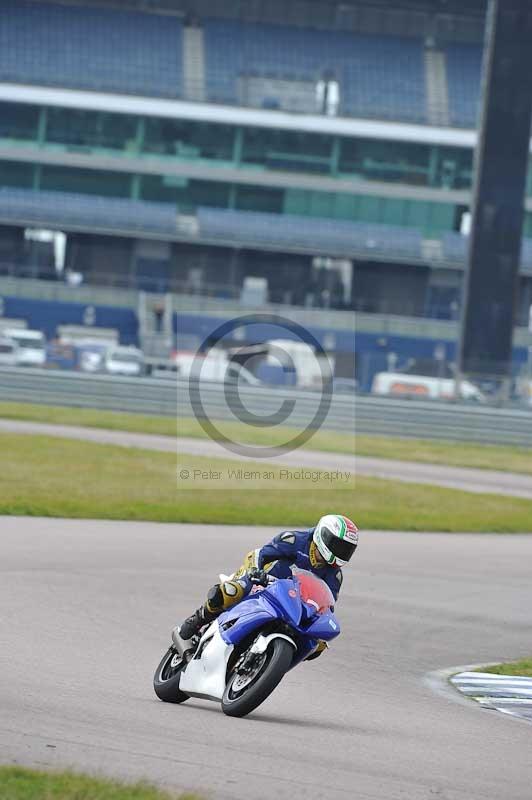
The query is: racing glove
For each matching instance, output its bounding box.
[247,568,271,587]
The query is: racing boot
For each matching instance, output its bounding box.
[177,605,216,641]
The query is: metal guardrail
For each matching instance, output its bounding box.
[355,394,532,447]
[0,366,531,446]
[0,367,354,434]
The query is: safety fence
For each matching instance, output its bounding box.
[0,367,531,446]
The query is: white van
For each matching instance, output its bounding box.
[371,371,485,402]
[1,328,46,367]
[105,346,144,377]
[266,339,333,388]
[0,337,19,367]
[517,378,532,407]
[174,351,262,385]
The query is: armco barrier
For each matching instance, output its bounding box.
[0,367,531,446]
[0,367,353,434]
[355,394,532,447]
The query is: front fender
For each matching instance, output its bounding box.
[250,632,297,655]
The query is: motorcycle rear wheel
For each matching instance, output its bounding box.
[222,638,293,718]
[153,647,189,703]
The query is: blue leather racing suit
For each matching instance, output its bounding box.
[205,528,343,615]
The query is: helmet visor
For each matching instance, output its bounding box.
[322,527,357,562]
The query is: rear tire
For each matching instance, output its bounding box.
[222,638,293,718]
[153,648,189,703]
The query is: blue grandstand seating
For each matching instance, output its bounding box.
[445,44,483,128]
[0,1,484,127]
[198,207,423,260]
[0,0,183,98]
[204,19,427,123]
[0,188,178,236]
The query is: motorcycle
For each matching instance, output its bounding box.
[153,569,341,717]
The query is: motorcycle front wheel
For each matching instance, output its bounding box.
[222,638,293,718]
[153,647,189,703]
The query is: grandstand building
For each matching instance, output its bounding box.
[0,0,531,385]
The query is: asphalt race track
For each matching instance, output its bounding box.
[2,419,532,498]
[2,518,532,799]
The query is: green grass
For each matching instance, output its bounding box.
[2,400,532,475]
[477,657,532,677]
[355,435,532,476]
[0,401,356,455]
[2,433,532,531]
[0,766,198,800]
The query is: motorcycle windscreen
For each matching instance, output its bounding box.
[293,569,335,615]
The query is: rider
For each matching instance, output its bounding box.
[174,514,359,651]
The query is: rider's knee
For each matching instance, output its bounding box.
[206,583,224,613]
[206,580,245,613]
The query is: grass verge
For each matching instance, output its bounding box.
[2,433,532,531]
[476,657,532,677]
[0,766,198,800]
[0,401,355,455]
[1,401,532,474]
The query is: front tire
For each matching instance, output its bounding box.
[222,638,293,718]
[153,648,189,703]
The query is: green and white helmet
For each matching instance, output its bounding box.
[313,514,359,567]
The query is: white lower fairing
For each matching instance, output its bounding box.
[179,623,234,701]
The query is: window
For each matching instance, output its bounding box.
[0,102,39,140]
[339,138,430,186]
[436,147,473,190]
[0,161,34,188]
[242,128,332,174]
[41,166,131,197]
[235,185,284,213]
[46,108,137,151]
[144,118,234,161]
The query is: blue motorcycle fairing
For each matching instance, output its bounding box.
[218,592,278,646]
[262,577,304,628]
[304,610,341,641]
[217,575,340,655]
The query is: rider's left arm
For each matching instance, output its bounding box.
[256,532,300,569]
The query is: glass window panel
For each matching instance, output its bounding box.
[357,195,381,222]
[436,146,474,190]
[334,193,356,220]
[144,118,234,160]
[0,102,39,140]
[309,191,335,218]
[188,180,230,208]
[283,189,308,215]
[46,108,136,150]
[41,166,130,196]
[242,128,332,174]
[381,197,406,225]
[339,137,429,186]
[427,202,455,231]
[141,174,182,203]
[141,177,231,210]
[404,199,429,228]
[235,185,283,213]
[0,160,34,188]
